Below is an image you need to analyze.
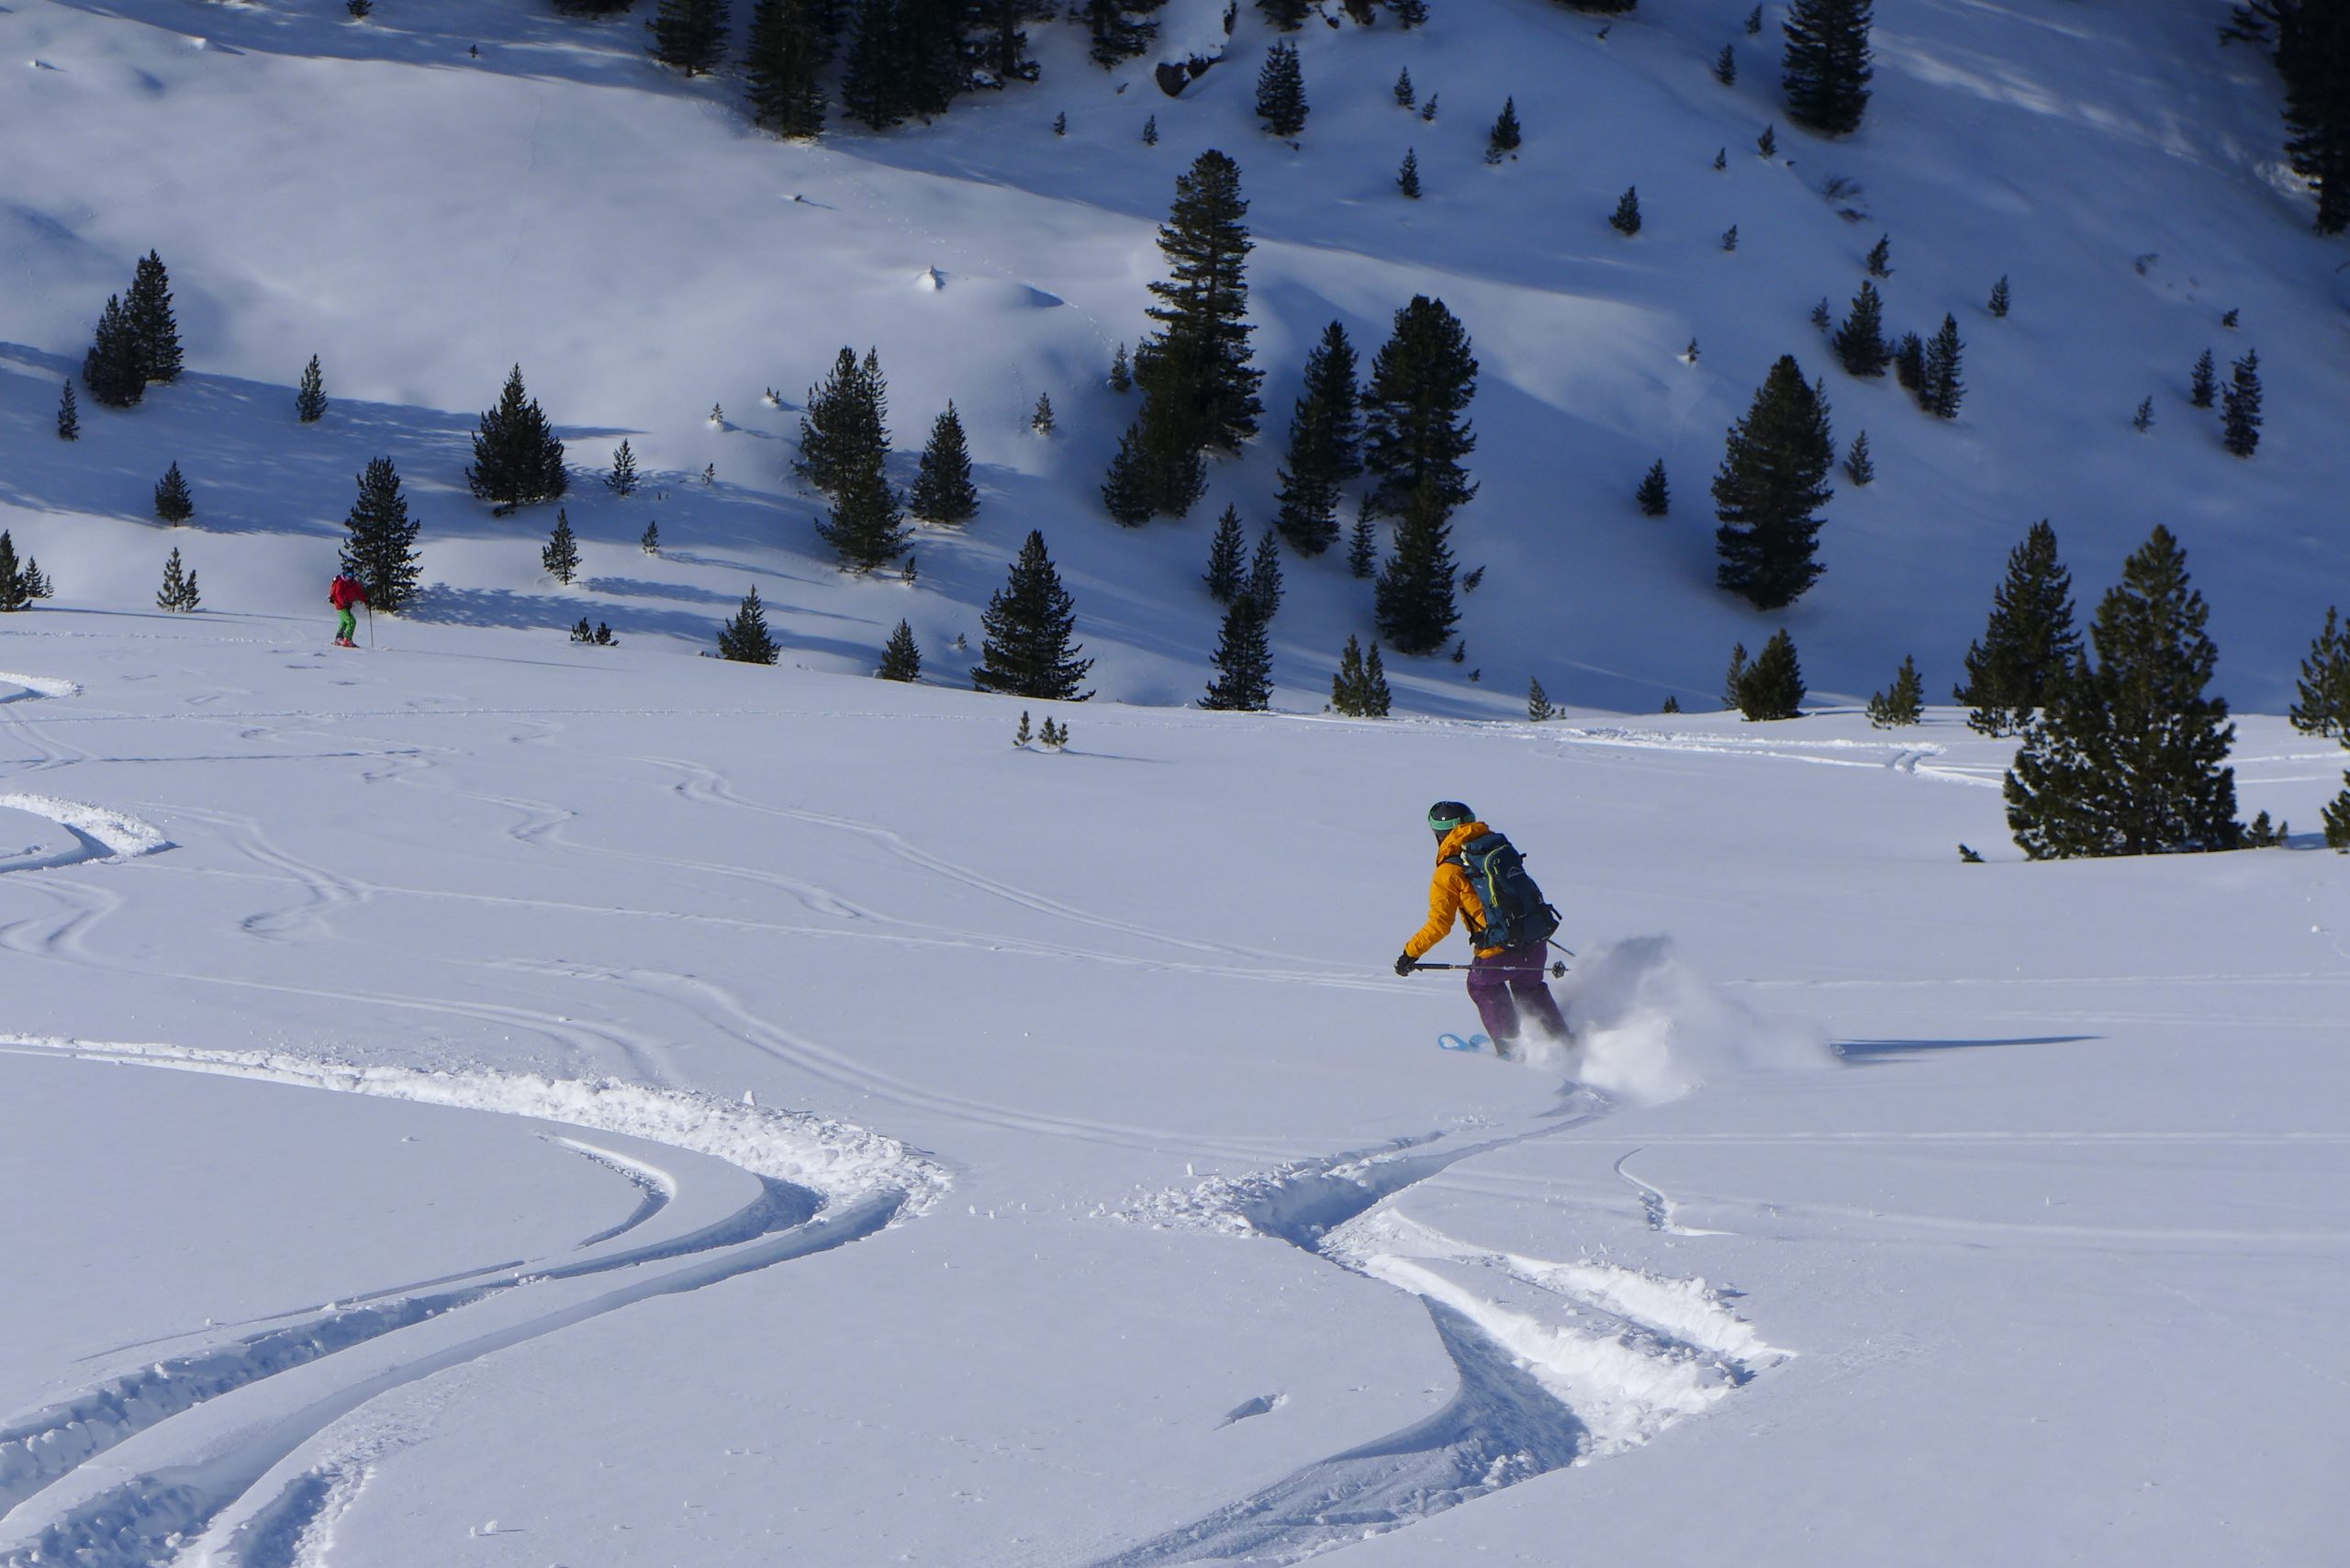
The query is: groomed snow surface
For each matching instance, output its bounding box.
[2,0,2347,1563]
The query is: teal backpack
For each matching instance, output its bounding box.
[1450,832,1561,951]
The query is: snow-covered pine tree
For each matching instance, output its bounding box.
[1988,274,2011,318]
[878,618,923,681]
[1397,147,1421,197]
[1528,677,1555,721]
[2189,348,2217,408]
[1954,519,2079,736]
[127,252,183,386]
[56,382,78,441]
[818,462,911,571]
[297,355,328,422]
[1713,355,1834,610]
[1374,477,1460,655]
[650,0,731,75]
[1832,279,1889,375]
[1487,96,1522,158]
[1736,628,1807,720]
[2221,349,2263,456]
[468,365,567,509]
[1255,39,1307,138]
[543,509,582,585]
[717,587,781,664]
[342,456,423,613]
[1636,459,1669,516]
[153,462,194,525]
[1273,320,1361,554]
[973,531,1093,699]
[157,547,198,612]
[910,402,979,524]
[1200,592,1273,711]
[1784,0,1873,135]
[745,0,827,137]
[1245,527,1283,621]
[1866,654,1923,726]
[83,296,143,409]
[1843,430,1873,484]
[1203,506,1248,602]
[2005,526,2241,857]
[1609,185,1642,234]
[1919,313,1964,418]
[1361,296,1478,520]
[608,440,640,496]
[2290,607,2350,736]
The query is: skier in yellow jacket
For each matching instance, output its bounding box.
[1394,801,1569,1058]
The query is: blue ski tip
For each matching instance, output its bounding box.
[1437,1033,1490,1053]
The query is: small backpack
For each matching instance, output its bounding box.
[1451,832,1561,952]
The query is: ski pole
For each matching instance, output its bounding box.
[1405,960,1568,978]
[365,602,375,649]
[1548,938,1576,960]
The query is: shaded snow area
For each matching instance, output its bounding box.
[1,0,2346,1564]
[0,625,2343,1567]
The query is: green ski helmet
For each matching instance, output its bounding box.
[1427,801,1475,836]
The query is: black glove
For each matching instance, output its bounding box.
[1394,954,1416,977]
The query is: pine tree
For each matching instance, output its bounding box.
[1397,147,1421,197]
[1758,121,1777,156]
[2326,773,2350,851]
[1032,391,1055,434]
[1721,224,1740,252]
[1141,113,1158,144]
[1842,429,1874,484]
[798,347,890,496]
[468,365,568,508]
[1832,279,1888,375]
[1636,459,1670,516]
[642,519,660,554]
[543,509,582,584]
[82,296,144,409]
[157,547,199,612]
[2290,607,2350,736]
[127,252,183,385]
[910,402,979,523]
[55,382,78,441]
[1331,635,1392,717]
[842,0,907,129]
[1100,426,1159,525]
[1245,527,1284,621]
[1866,654,1923,726]
[1609,185,1642,235]
[608,440,641,497]
[2132,397,2154,432]
[1747,4,1762,32]
[1110,342,1132,392]
[1374,478,1460,655]
[1013,709,1032,745]
[1054,110,1068,135]
[717,587,781,664]
[1722,642,1749,708]
[878,618,923,680]
[0,532,33,613]
[153,462,195,525]
[1713,355,1833,610]
[2005,526,2241,857]
[1203,505,1248,602]
[2260,0,2350,232]
[1422,92,1439,122]
[1361,296,1479,520]
[1259,0,1311,28]
[1347,500,1379,579]
[818,462,911,570]
[1892,330,1924,392]
[744,0,827,138]
[2221,349,2263,456]
[1273,320,1361,554]
[1487,96,1522,158]
[1142,149,1261,454]
[1394,66,1416,107]
[1736,628,1806,720]
[1716,44,1737,84]
[650,0,731,74]
[1714,145,1729,170]
[1864,232,1891,277]
[1528,677,1555,721]
[973,531,1093,700]
[2189,348,2217,409]
[1783,0,1873,136]
[1953,519,2079,736]
[1988,274,2011,318]
[1388,0,1427,25]
[297,355,328,422]
[1916,314,1964,418]
[341,457,423,612]
[1256,39,1307,137]
[1201,591,1274,710]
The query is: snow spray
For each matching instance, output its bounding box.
[1533,935,1830,1103]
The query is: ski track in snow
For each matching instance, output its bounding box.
[1093,1097,1783,1564]
[0,1037,947,1568]
[0,794,173,872]
[1547,725,2004,790]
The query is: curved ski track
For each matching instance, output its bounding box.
[0,1037,946,1568]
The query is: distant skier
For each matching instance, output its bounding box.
[328,570,368,648]
[1395,801,1569,1058]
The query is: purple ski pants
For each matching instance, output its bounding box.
[1467,942,1569,1047]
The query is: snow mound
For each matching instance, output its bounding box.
[0,795,170,861]
[0,673,79,700]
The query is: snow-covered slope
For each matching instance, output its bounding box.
[1,0,2344,714]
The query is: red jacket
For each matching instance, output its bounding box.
[329,575,368,610]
